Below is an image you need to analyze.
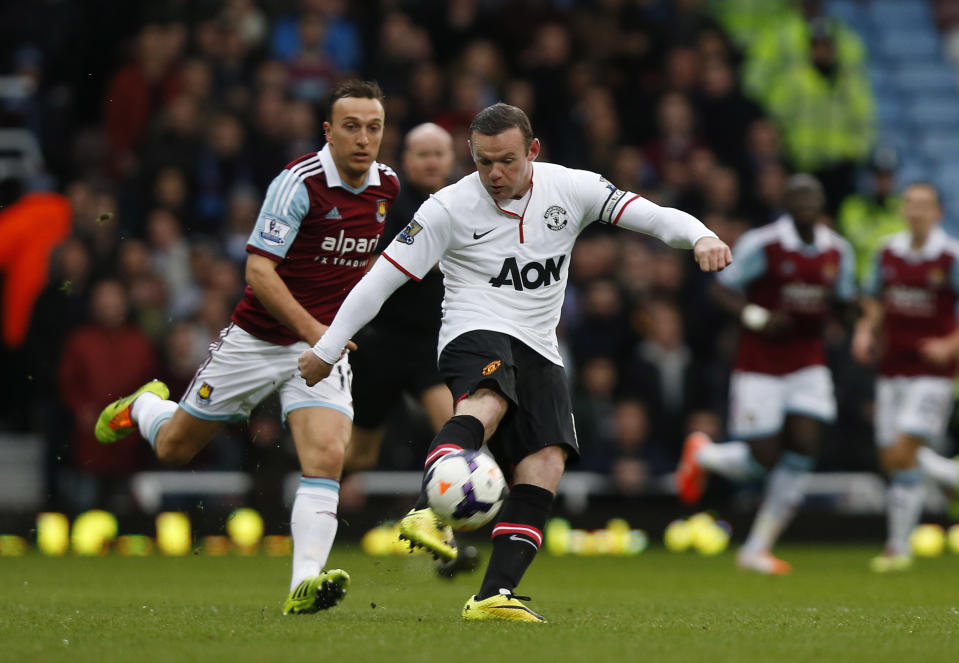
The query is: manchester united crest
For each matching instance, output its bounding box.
[482,360,502,376]
[376,199,388,223]
[544,205,568,231]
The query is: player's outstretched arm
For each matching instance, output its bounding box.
[298,257,410,386]
[610,195,730,269]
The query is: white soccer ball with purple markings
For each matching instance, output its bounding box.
[425,450,507,531]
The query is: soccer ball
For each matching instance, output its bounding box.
[425,450,507,531]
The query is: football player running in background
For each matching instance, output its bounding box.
[299,102,731,622]
[677,174,855,575]
[851,182,959,572]
[93,80,399,614]
[346,122,479,577]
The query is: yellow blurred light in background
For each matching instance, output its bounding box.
[156,512,192,556]
[36,512,70,556]
[225,508,264,551]
[71,510,118,556]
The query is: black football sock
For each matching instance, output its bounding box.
[477,483,554,599]
[413,414,485,509]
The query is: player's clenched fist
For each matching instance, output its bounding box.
[298,349,334,386]
[693,236,732,272]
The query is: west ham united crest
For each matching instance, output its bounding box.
[544,205,568,231]
[196,382,214,404]
[376,199,388,223]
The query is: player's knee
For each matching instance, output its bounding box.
[301,436,347,477]
[881,438,919,473]
[537,446,567,484]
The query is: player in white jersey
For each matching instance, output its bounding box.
[299,103,732,622]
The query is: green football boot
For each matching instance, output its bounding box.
[462,592,546,623]
[398,508,457,562]
[283,569,351,615]
[94,380,169,444]
[869,553,913,573]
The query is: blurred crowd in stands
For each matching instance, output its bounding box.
[0,0,923,512]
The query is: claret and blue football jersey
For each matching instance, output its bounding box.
[233,144,399,344]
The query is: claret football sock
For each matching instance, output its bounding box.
[886,468,924,557]
[477,483,553,600]
[414,414,485,509]
[742,452,811,554]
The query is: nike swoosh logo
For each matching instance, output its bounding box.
[509,534,538,550]
[489,605,545,619]
[473,228,495,240]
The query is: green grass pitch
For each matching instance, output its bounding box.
[3,545,959,662]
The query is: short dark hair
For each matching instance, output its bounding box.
[469,103,533,150]
[326,79,385,121]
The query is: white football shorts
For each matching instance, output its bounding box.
[180,323,353,423]
[875,375,954,449]
[728,365,836,439]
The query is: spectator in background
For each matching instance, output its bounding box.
[224,186,261,262]
[146,208,198,319]
[285,12,337,103]
[740,1,865,104]
[520,22,574,156]
[247,90,290,191]
[103,22,184,175]
[765,18,875,210]
[696,57,763,175]
[58,279,158,508]
[569,278,635,363]
[609,400,652,497]
[151,166,191,224]
[710,0,794,50]
[745,161,788,227]
[838,147,906,281]
[621,297,711,471]
[644,93,703,177]
[194,112,253,235]
[573,356,620,474]
[271,0,361,73]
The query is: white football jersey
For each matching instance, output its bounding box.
[380,162,710,365]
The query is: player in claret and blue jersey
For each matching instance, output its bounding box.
[93,80,398,614]
[852,182,959,572]
[677,174,856,575]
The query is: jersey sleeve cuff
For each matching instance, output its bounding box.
[380,252,421,282]
[311,341,340,365]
